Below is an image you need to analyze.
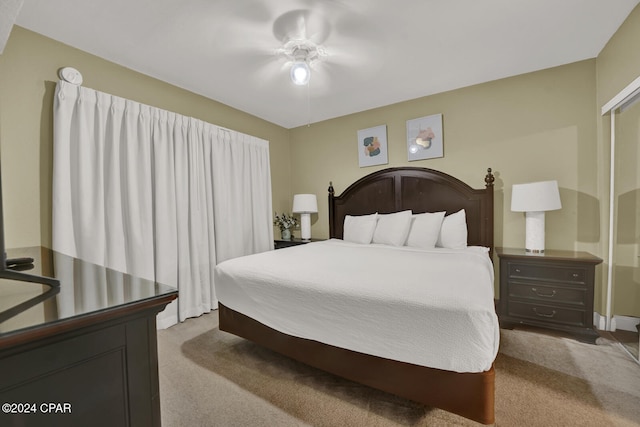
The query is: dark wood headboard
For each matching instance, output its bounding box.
[328,167,495,250]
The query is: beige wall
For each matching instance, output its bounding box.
[290,61,599,252]
[0,26,291,249]
[596,4,640,318]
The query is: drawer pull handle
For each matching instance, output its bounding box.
[572,273,579,278]
[533,308,556,318]
[531,288,556,298]
[515,268,521,273]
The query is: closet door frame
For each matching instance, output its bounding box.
[601,75,640,332]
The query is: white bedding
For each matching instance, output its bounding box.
[214,239,500,373]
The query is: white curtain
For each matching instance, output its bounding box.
[52,81,273,328]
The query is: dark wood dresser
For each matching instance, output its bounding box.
[0,247,177,427]
[496,247,602,343]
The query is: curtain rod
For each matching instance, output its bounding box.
[57,67,240,137]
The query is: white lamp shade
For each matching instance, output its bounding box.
[292,194,318,213]
[511,180,562,212]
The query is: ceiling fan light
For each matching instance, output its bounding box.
[290,61,310,85]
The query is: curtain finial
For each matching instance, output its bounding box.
[58,67,83,85]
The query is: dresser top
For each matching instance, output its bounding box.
[0,247,177,344]
[495,247,603,264]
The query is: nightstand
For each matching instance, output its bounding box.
[274,238,323,250]
[496,247,602,343]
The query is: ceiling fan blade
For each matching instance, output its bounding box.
[272,9,331,44]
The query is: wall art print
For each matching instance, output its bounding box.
[357,124,388,168]
[406,113,443,161]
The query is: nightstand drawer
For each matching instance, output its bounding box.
[508,263,586,284]
[508,281,586,306]
[508,301,587,327]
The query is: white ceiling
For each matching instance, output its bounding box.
[15,0,640,129]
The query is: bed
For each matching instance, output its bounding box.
[216,167,497,424]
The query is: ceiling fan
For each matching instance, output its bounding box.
[273,9,330,86]
[214,3,384,95]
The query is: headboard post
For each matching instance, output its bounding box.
[484,168,495,259]
[485,168,495,188]
[328,181,335,237]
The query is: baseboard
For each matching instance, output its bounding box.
[613,315,640,332]
[594,312,606,330]
[593,312,640,332]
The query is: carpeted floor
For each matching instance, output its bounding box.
[157,311,640,426]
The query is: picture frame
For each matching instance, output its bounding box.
[406,114,443,161]
[357,125,388,168]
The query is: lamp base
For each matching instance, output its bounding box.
[524,211,546,253]
[299,213,311,240]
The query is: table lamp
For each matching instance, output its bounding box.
[511,180,562,253]
[292,194,318,241]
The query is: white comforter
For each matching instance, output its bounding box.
[214,239,499,373]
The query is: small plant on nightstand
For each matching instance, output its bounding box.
[273,212,298,240]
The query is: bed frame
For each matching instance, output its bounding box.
[219,167,496,424]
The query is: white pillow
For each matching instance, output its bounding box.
[405,211,446,249]
[436,209,467,249]
[372,210,413,246]
[343,213,378,244]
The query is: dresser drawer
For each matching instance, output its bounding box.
[508,281,586,306]
[508,262,586,284]
[507,301,587,327]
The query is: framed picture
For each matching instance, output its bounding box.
[406,114,443,161]
[357,125,388,167]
